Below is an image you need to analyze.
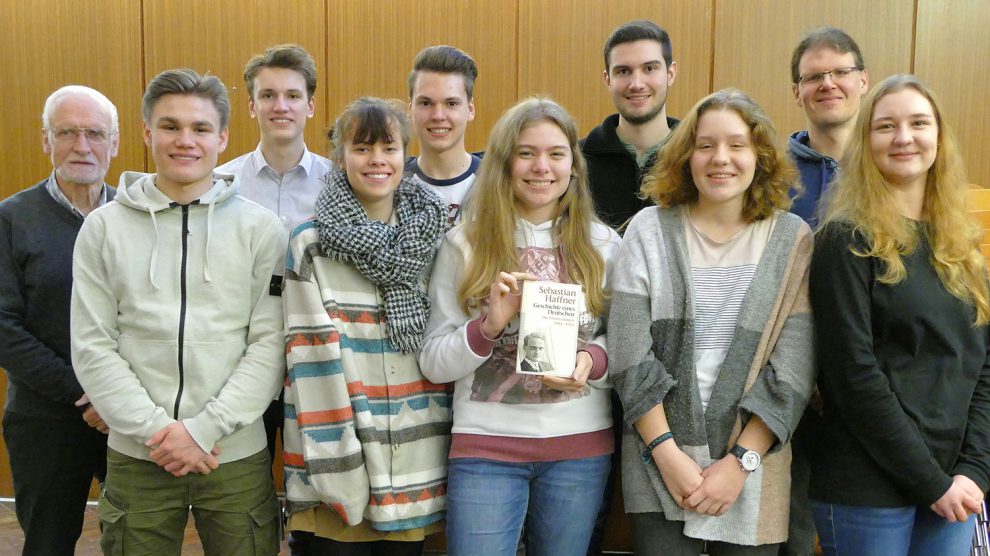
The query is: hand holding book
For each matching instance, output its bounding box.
[541,350,593,391]
[516,280,583,377]
[481,271,539,339]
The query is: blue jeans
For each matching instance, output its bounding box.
[812,501,976,556]
[445,455,611,556]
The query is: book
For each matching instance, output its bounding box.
[516,280,582,377]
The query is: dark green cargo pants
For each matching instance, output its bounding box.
[98,448,279,556]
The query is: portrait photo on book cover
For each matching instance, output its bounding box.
[518,330,555,374]
[515,281,582,377]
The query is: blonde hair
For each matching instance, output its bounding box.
[642,88,795,222]
[458,98,607,316]
[821,74,989,325]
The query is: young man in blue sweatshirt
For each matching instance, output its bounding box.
[784,28,869,556]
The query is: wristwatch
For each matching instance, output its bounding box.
[729,444,761,472]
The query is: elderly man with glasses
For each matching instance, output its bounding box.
[0,85,119,556]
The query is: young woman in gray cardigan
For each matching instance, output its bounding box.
[609,89,815,554]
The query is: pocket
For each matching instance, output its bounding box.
[248,493,280,556]
[98,490,127,556]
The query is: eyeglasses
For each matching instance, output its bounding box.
[46,127,115,145]
[797,67,861,86]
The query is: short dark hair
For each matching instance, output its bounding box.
[407,45,479,100]
[790,27,865,84]
[603,20,673,70]
[327,97,411,166]
[142,68,230,129]
[244,44,317,100]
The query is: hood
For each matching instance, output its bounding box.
[788,130,833,164]
[115,171,239,212]
[115,171,240,289]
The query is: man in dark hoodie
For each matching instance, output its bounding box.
[788,27,869,228]
[784,28,869,556]
[579,20,681,556]
[581,20,679,232]
[0,86,119,556]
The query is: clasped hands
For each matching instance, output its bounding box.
[146,421,221,477]
[930,474,984,522]
[652,441,749,517]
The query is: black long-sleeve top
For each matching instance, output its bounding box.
[809,221,990,507]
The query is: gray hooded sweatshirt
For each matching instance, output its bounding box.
[71,171,286,464]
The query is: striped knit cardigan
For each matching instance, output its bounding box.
[609,207,815,546]
[282,220,452,532]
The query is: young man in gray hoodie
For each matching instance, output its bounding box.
[71,68,285,556]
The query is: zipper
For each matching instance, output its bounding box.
[173,204,190,419]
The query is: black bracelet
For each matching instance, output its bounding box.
[641,431,673,463]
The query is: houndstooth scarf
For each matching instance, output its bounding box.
[315,168,446,353]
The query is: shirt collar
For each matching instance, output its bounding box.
[248,143,317,177]
[45,173,108,219]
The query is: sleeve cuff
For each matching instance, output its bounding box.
[466,316,500,357]
[954,462,990,497]
[183,405,227,455]
[911,471,955,507]
[581,345,608,381]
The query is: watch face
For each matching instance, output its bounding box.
[741,451,761,471]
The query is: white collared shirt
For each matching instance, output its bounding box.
[217,144,332,237]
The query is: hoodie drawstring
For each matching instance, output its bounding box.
[203,196,216,283]
[147,207,161,290]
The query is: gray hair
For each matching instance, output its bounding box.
[42,86,119,132]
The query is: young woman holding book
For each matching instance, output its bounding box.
[608,88,815,554]
[419,97,621,556]
[808,74,990,555]
[281,97,450,556]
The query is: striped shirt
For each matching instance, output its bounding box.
[684,213,774,408]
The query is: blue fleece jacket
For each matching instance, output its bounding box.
[788,130,838,228]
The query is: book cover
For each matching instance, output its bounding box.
[516,280,582,377]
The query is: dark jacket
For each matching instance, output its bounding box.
[580,113,679,232]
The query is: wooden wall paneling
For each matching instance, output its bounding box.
[0,0,144,201]
[713,0,914,142]
[915,0,990,187]
[518,0,714,137]
[0,0,144,499]
[325,0,518,155]
[142,0,329,166]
